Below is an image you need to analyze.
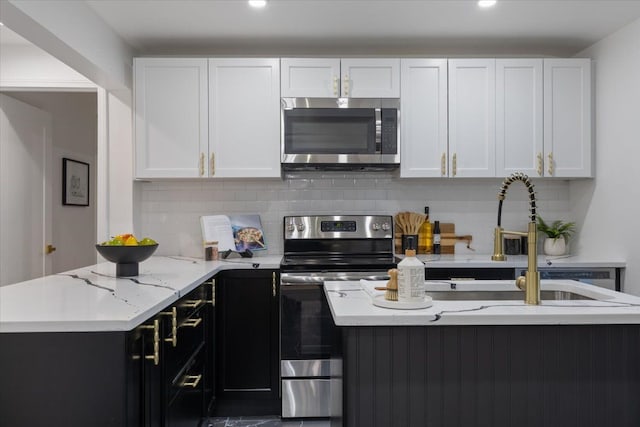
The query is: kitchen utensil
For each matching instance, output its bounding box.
[385,269,398,301]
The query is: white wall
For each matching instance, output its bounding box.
[4,92,98,273]
[571,17,640,294]
[136,176,571,258]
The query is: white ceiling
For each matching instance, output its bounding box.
[3,1,640,56]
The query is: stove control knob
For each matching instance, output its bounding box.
[296,223,306,232]
[381,222,391,231]
[371,223,380,231]
[286,223,295,232]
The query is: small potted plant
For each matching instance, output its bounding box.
[536,215,576,256]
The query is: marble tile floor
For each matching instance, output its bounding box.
[206,416,330,427]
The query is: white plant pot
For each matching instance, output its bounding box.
[543,237,566,256]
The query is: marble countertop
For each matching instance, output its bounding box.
[324,279,640,326]
[0,255,282,333]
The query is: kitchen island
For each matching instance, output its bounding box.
[325,280,640,427]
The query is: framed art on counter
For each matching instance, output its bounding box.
[62,158,89,206]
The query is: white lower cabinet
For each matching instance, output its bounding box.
[208,58,281,178]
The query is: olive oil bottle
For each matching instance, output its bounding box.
[417,206,432,254]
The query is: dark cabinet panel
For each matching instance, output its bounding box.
[425,267,515,280]
[215,269,280,415]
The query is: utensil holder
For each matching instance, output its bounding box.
[401,234,418,253]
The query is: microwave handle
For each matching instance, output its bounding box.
[375,108,382,153]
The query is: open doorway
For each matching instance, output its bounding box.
[1,91,98,279]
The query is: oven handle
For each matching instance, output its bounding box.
[280,272,391,285]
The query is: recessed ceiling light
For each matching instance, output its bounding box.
[478,0,497,8]
[248,0,267,8]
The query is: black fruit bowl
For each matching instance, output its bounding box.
[95,244,159,277]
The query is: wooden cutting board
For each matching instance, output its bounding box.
[395,222,458,254]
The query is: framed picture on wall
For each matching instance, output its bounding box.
[62,158,89,206]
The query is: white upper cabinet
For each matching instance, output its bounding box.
[208,58,281,178]
[448,59,496,177]
[496,59,544,177]
[544,58,592,178]
[340,58,400,98]
[281,58,400,98]
[280,58,341,97]
[400,59,448,178]
[134,58,208,178]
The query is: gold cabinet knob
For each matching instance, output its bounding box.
[46,244,56,254]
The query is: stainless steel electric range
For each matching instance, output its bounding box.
[279,215,395,419]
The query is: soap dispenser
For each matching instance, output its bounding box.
[397,236,425,302]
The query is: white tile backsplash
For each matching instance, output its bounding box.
[135,173,571,257]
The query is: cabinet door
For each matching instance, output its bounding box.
[216,270,279,408]
[281,58,340,97]
[209,58,281,178]
[448,59,496,177]
[400,59,448,177]
[341,58,400,98]
[544,58,592,178]
[496,59,543,177]
[134,58,208,178]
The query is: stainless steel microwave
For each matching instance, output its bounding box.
[281,97,400,170]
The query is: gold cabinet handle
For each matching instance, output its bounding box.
[441,153,447,176]
[548,152,554,176]
[140,319,160,366]
[46,244,57,254]
[205,279,215,306]
[452,153,457,177]
[160,306,177,347]
[210,153,215,176]
[181,317,202,328]
[181,374,202,388]
[537,152,543,176]
[333,75,339,97]
[199,153,205,176]
[183,299,203,309]
[272,272,277,297]
[343,75,349,97]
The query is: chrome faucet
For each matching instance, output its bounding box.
[491,172,541,305]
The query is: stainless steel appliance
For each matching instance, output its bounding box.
[280,215,395,419]
[281,98,400,170]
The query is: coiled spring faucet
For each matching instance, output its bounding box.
[491,172,541,305]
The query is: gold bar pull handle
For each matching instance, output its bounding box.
[441,153,447,176]
[452,153,457,177]
[272,272,277,297]
[160,306,177,347]
[333,76,339,97]
[183,299,203,309]
[140,319,160,365]
[343,75,349,97]
[199,153,205,176]
[537,152,543,176]
[181,374,202,388]
[205,279,215,306]
[210,153,215,176]
[181,317,202,328]
[547,152,554,176]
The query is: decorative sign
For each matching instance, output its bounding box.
[62,158,89,206]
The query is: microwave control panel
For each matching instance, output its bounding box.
[380,108,398,154]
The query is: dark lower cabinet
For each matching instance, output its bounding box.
[214,269,280,415]
[0,278,216,427]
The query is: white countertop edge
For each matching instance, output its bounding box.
[324,280,640,327]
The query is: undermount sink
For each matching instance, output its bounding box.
[425,290,594,301]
